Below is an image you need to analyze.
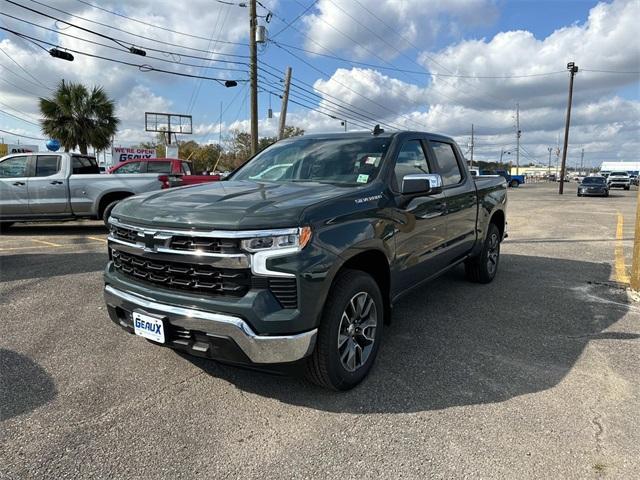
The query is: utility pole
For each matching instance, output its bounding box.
[342,120,347,132]
[470,123,474,167]
[547,147,553,180]
[515,103,521,175]
[277,66,292,140]
[580,147,584,173]
[559,62,579,194]
[249,0,258,154]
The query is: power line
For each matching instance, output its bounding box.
[581,68,640,74]
[269,43,429,129]
[0,45,52,91]
[0,27,249,86]
[0,11,250,67]
[14,0,249,57]
[0,99,40,122]
[0,64,51,95]
[66,0,248,47]
[0,108,40,126]
[269,0,318,40]
[258,65,403,130]
[0,127,44,140]
[271,42,568,79]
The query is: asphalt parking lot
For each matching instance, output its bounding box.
[1,182,638,479]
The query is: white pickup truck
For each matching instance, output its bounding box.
[0,152,166,231]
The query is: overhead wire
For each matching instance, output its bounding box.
[0,127,44,140]
[0,11,249,67]
[0,27,249,86]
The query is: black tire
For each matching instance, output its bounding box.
[465,222,501,284]
[306,269,384,391]
[102,200,120,226]
[0,222,14,233]
[577,193,581,197]
[509,180,519,188]
[624,186,630,191]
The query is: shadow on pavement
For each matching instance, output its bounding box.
[186,254,634,413]
[1,223,107,237]
[0,349,57,422]
[0,252,108,283]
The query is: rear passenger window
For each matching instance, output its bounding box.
[430,141,462,186]
[181,162,192,175]
[146,162,172,173]
[35,155,61,177]
[72,156,100,174]
[393,140,430,190]
[114,161,143,174]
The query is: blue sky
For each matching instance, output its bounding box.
[0,0,638,165]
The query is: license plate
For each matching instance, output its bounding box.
[133,312,165,343]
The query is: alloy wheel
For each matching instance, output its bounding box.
[337,292,377,372]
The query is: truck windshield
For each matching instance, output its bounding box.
[230,137,390,185]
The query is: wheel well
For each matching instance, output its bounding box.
[490,209,505,239]
[340,250,391,324]
[98,192,133,218]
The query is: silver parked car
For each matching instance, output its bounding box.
[0,152,167,231]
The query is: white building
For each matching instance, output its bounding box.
[600,161,640,174]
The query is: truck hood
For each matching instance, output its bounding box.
[113,180,351,230]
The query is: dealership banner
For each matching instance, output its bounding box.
[0,144,39,156]
[111,147,156,163]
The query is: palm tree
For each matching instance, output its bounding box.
[40,80,119,154]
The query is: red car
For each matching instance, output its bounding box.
[108,158,220,188]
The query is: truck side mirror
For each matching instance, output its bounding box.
[401,173,443,195]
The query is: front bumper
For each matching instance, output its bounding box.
[104,284,317,364]
[578,189,607,196]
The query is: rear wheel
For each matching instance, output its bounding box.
[306,269,383,390]
[0,222,14,233]
[465,222,501,284]
[509,179,519,188]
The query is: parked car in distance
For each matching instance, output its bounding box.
[103,130,507,390]
[0,152,167,230]
[479,169,524,187]
[108,157,221,188]
[607,171,631,190]
[577,176,609,197]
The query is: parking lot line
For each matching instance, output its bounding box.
[87,236,107,243]
[31,239,62,247]
[614,212,630,284]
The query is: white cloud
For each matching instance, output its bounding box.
[301,0,498,59]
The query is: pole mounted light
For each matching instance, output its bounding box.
[49,48,74,61]
[559,61,579,194]
[224,80,238,88]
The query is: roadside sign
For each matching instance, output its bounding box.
[0,144,39,156]
[111,146,156,163]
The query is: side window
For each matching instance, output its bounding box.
[72,156,100,174]
[181,162,192,175]
[35,155,61,177]
[393,140,430,189]
[430,141,462,186]
[146,161,172,173]
[0,156,29,177]
[114,161,143,174]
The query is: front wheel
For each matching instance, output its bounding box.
[465,222,501,284]
[306,269,384,390]
[0,222,14,233]
[624,186,630,191]
[102,200,120,226]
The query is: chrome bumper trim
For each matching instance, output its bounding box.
[104,285,316,364]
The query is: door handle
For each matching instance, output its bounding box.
[12,181,25,186]
[50,180,63,185]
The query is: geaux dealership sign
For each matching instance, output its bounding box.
[111,147,156,163]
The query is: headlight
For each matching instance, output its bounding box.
[241,227,312,252]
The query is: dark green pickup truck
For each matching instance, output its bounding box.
[103,131,507,390]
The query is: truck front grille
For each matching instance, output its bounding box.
[111,225,138,243]
[170,236,240,254]
[112,249,250,296]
